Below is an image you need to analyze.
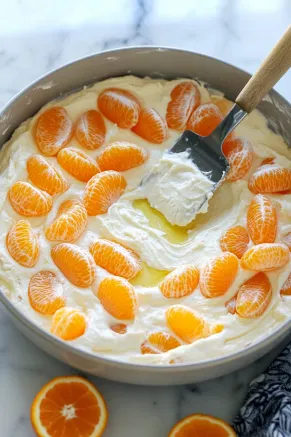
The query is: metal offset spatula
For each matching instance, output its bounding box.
[143,26,291,222]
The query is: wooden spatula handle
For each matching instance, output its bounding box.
[235,26,291,113]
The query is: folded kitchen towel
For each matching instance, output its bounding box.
[233,342,291,436]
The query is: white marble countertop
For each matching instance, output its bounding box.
[1,1,291,436]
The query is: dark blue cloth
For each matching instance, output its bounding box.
[233,343,291,436]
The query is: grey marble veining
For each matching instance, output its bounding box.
[1,1,291,436]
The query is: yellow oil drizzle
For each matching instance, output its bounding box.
[133,199,195,244]
[130,262,169,287]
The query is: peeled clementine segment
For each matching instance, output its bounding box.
[27,155,69,196]
[220,225,249,259]
[166,305,219,343]
[57,147,100,182]
[45,200,87,242]
[75,110,106,150]
[248,164,291,194]
[97,276,138,320]
[6,220,39,267]
[83,170,126,216]
[186,103,223,137]
[51,243,95,288]
[200,252,239,298]
[141,331,181,354]
[28,271,65,315]
[166,81,201,130]
[282,233,291,250]
[31,375,108,437]
[98,87,140,128]
[247,194,277,244]
[241,243,289,271]
[260,157,276,167]
[8,181,53,217]
[34,107,73,156]
[89,239,141,280]
[168,413,236,437]
[97,141,148,172]
[236,272,272,318]
[132,107,168,144]
[225,295,237,314]
[280,272,291,295]
[222,137,254,181]
[159,265,199,298]
[51,307,86,340]
[110,323,127,334]
[212,96,233,116]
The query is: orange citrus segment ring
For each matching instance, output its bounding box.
[89,239,141,280]
[236,272,272,318]
[83,170,126,216]
[75,109,106,150]
[200,252,239,298]
[166,81,201,130]
[34,107,73,156]
[97,141,148,172]
[28,271,65,315]
[141,331,181,354]
[27,154,69,196]
[241,243,289,271]
[98,87,140,129]
[97,276,137,320]
[31,375,108,437]
[247,194,277,244]
[6,220,39,267]
[110,323,127,334]
[168,413,237,437]
[159,265,199,298]
[51,307,87,340]
[45,200,87,242]
[186,103,223,137]
[57,147,100,182]
[249,164,291,194]
[220,225,249,259]
[8,181,53,217]
[132,107,168,144]
[222,137,254,181]
[280,272,291,296]
[51,243,95,288]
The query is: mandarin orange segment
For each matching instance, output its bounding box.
[141,331,181,355]
[89,239,141,280]
[6,220,39,267]
[248,164,291,194]
[98,87,140,129]
[97,141,148,172]
[186,103,223,137]
[159,265,199,299]
[8,181,53,217]
[45,200,87,242]
[241,243,289,271]
[220,225,249,259]
[27,155,69,196]
[212,96,233,116]
[166,305,217,343]
[282,233,291,250]
[75,109,106,150]
[57,147,100,182]
[168,413,236,437]
[200,252,239,298]
[110,323,127,334]
[225,295,237,315]
[236,272,272,318]
[222,137,254,181]
[280,272,291,296]
[51,243,95,288]
[34,107,73,156]
[28,271,65,315]
[260,157,276,167]
[132,107,168,144]
[51,307,87,340]
[31,375,108,437]
[166,81,201,130]
[83,170,126,216]
[247,194,277,244]
[97,276,137,320]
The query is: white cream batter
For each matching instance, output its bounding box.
[1,76,291,365]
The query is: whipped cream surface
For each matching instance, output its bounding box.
[1,75,291,365]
